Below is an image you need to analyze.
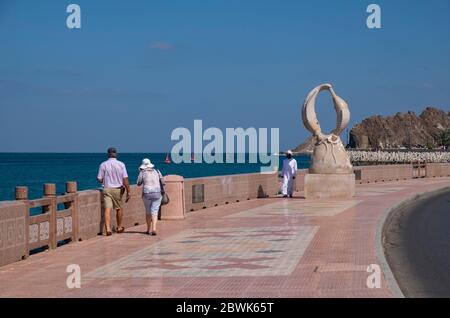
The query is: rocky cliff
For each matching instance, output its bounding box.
[292,136,315,154]
[348,107,450,149]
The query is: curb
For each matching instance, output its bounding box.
[375,182,450,298]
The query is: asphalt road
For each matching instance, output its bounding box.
[384,189,450,297]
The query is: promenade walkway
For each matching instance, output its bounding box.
[0,178,449,298]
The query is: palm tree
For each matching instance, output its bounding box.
[438,129,450,149]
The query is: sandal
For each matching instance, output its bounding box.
[106,231,112,236]
[117,227,125,233]
[151,232,157,236]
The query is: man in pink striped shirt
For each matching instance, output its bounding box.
[97,147,131,236]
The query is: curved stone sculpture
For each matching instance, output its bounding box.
[302,84,353,174]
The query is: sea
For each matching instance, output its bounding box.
[0,153,310,202]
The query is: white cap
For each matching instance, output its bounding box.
[287,150,293,155]
[139,158,154,170]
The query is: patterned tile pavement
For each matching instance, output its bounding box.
[86,226,318,278]
[0,177,449,297]
[355,186,407,196]
[226,200,362,218]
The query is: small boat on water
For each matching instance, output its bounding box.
[164,153,171,164]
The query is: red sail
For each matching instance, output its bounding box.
[164,153,171,164]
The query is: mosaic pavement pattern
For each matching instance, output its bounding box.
[356,186,407,196]
[226,200,361,218]
[86,226,318,278]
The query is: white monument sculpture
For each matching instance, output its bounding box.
[302,84,355,199]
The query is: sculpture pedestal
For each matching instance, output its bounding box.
[304,174,355,199]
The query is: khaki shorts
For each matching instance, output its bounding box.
[102,188,123,210]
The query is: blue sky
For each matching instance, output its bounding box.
[0,0,449,152]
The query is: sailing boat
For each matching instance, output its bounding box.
[164,153,171,164]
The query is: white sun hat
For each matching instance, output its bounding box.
[287,150,293,155]
[139,158,154,170]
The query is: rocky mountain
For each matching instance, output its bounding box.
[292,107,450,152]
[292,136,315,154]
[348,107,450,149]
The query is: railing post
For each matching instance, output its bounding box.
[44,183,57,250]
[15,186,28,201]
[66,181,79,242]
[15,186,30,259]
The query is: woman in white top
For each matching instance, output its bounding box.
[137,158,165,235]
